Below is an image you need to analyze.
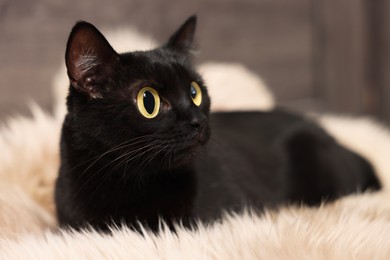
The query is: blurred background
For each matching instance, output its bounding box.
[0,0,389,123]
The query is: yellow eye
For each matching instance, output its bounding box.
[190,81,202,106]
[137,87,160,118]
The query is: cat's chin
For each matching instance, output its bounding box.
[165,126,210,168]
[161,140,205,170]
[174,145,201,166]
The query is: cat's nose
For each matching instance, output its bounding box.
[189,114,206,129]
[190,118,201,129]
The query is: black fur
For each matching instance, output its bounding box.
[55,16,380,232]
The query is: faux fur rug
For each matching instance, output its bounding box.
[1,27,390,259]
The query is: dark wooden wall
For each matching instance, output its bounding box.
[313,0,390,122]
[368,0,390,122]
[0,0,388,123]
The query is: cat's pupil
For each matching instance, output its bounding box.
[143,91,155,114]
[190,85,197,99]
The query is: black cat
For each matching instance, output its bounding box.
[55,16,380,232]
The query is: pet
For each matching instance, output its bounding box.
[55,16,380,231]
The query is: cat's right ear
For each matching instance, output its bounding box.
[165,15,197,55]
[65,21,119,98]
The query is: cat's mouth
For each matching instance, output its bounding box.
[163,126,210,168]
[170,143,201,167]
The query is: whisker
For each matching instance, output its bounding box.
[73,139,162,198]
[136,144,167,174]
[66,134,162,175]
[76,134,163,175]
[104,143,159,178]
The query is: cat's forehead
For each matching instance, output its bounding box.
[120,49,201,88]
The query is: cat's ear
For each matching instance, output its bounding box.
[165,15,197,54]
[65,21,119,98]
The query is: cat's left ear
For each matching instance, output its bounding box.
[165,15,197,54]
[65,21,119,98]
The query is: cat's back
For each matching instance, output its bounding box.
[206,109,324,166]
[192,110,380,220]
[210,110,310,143]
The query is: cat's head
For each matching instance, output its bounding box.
[64,16,211,169]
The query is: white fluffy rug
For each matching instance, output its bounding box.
[1,27,390,259]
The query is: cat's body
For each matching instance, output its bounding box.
[55,16,380,231]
